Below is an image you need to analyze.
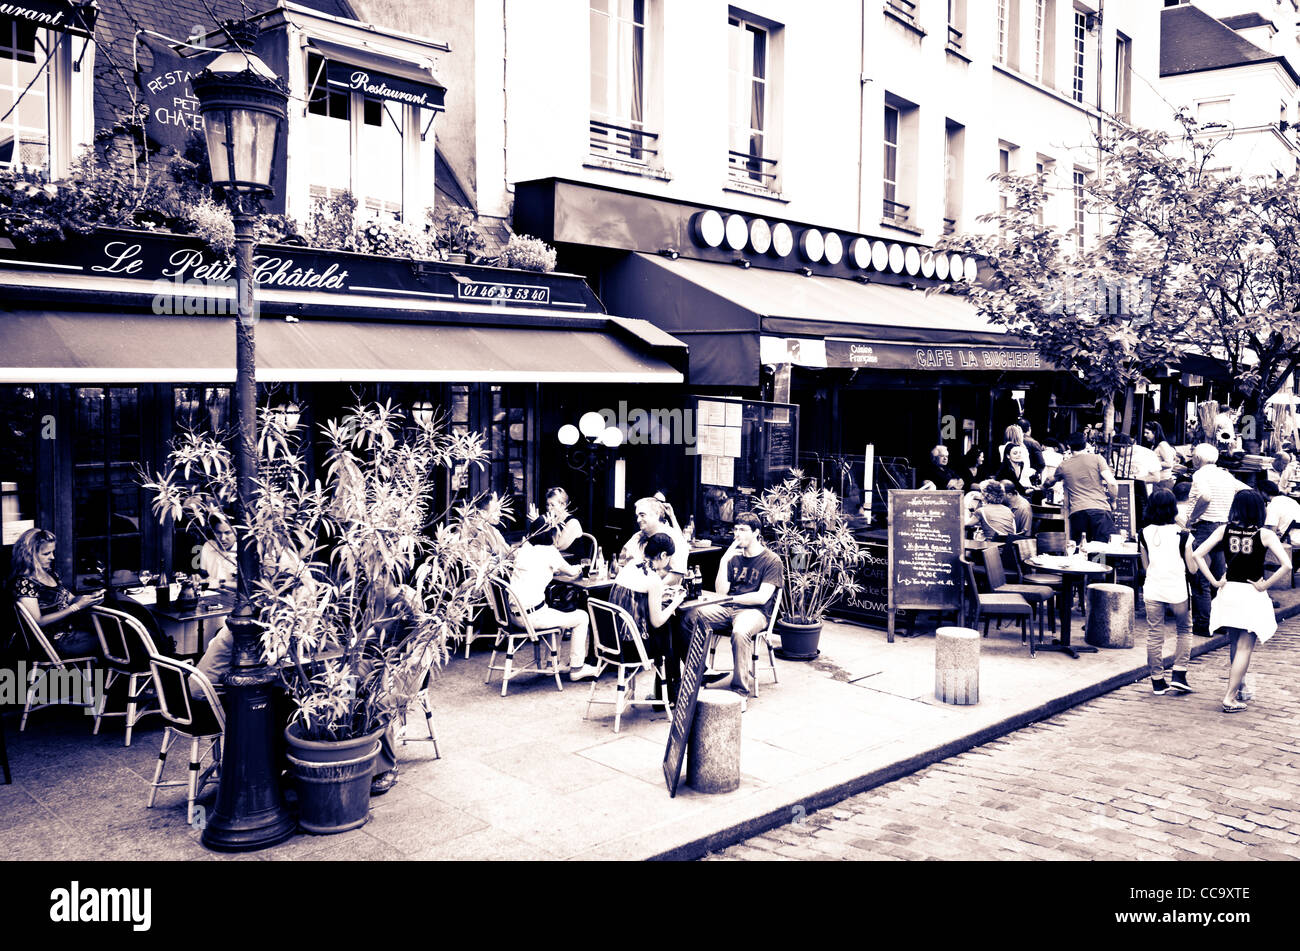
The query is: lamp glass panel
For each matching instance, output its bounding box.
[579,411,605,438]
[202,108,232,184]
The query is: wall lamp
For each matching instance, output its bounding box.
[658,248,680,260]
[799,266,814,277]
[733,257,751,268]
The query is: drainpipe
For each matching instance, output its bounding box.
[857,0,867,232]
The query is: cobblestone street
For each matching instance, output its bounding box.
[705,620,1300,861]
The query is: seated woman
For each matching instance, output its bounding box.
[609,533,687,702]
[959,448,986,490]
[6,528,103,659]
[967,481,1017,539]
[994,444,1038,494]
[528,487,583,554]
[198,516,238,589]
[466,494,511,561]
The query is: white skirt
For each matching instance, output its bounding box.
[1208,581,1277,643]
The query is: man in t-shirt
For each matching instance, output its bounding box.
[510,520,597,680]
[1044,432,1119,542]
[684,512,783,704]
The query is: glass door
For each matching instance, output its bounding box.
[72,387,143,589]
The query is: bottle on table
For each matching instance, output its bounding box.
[155,573,170,606]
[683,516,695,544]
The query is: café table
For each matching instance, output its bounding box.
[1085,539,1141,588]
[121,586,237,657]
[1024,554,1112,658]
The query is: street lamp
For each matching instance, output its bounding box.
[557,413,624,531]
[191,20,295,852]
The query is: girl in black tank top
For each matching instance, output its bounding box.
[1192,489,1289,713]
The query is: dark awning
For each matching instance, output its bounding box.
[0,311,683,384]
[601,252,1042,386]
[308,38,446,112]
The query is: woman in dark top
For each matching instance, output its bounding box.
[7,528,103,659]
[1192,490,1289,713]
[959,448,986,490]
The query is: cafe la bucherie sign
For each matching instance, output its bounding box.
[823,337,1052,372]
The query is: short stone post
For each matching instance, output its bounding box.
[934,627,980,704]
[687,689,742,794]
[1084,583,1135,648]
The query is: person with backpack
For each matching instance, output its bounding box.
[1191,489,1290,713]
[1138,489,1195,695]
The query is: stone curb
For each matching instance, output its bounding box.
[651,601,1300,861]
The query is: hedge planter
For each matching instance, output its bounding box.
[284,723,385,835]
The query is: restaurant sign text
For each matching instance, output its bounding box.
[824,337,1050,372]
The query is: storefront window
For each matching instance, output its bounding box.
[0,385,39,558]
[488,385,530,526]
[73,387,142,588]
[0,18,50,172]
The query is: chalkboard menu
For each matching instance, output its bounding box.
[663,626,713,797]
[887,490,964,642]
[1113,480,1136,541]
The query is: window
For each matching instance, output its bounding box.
[1035,155,1054,225]
[944,119,964,234]
[1034,0,1055,84]
[882,95,918,228]
[996,0,1020,68]
[727,14,777,189]
[1073,167,1087,239]
[884,105,900,219]
[1072,9,1087,103]
[998,142,1017,216]
[1114,32,1131,119]
[305,52,429,221]
[1197,97,1230,129]
[0,18,50,172]
[885,0,919,27]
[948,0,966,51]
[590,0,653,163]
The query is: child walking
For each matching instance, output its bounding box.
[1192,489,1289,713]
[1138,488,1194,695]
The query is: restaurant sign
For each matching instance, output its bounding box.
[136,35,219,153]
[0,0,97,37]
[326,61,446,112]
[824,337,1050,372]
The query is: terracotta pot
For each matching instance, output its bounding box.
[773,617,823,660]
[284,722,384,835]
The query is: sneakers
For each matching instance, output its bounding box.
[1151,678,1169,695]
[569,664,600,682]
[1168,670,1193,694]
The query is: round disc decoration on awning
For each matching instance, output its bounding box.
[888,243,905,273]
[749,218,772,254]
[724,214,748,251]
[871,240,889,270]
[823,232,844,265]
[692,210,725,247]
[920,250,936,278]
[850,236,872,269]
[904,246,921,275]
[948,253,964,280]
[964,257,979,281]
[935,254,951,280]
[799,228,825,263]
[771,222,794,257]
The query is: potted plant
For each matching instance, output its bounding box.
[434,207,487,263]
[498,232,557,272]
[143,401,501,833]
[752,472,865,659]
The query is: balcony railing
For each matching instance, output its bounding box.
[883,198,911,226]
[947,24,964,51]
[727,150,779,189]
[885,0,917,24]
[590,117,659,164]
[943,216,956,235]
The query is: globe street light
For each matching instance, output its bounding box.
[191,20,295,852]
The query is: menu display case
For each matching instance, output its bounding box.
[691,396,798,540]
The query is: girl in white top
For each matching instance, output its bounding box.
[199,518,238,589]
[1138,489,1195,695]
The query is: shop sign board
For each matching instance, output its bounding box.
[887,490,964,642]
[0,0,97,37]
[824,338,1051,372]
[663,626,712,797]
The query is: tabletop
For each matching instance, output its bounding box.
[122,587,237,623]
[680,591,731,611]
[1027,555,1114,574]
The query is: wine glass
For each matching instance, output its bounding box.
[1066,540,1078,559]
[138,570,154,589]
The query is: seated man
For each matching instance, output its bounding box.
[509,519,597,681]
[684,512,783,706]
[619,497,688,585]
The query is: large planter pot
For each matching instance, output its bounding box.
[284,723,385,835]
[773,618,823,661]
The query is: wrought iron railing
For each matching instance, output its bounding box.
[947,24,964,50]
[885,0,918,24]
[883,197,911,225]
[727,150,779,188]
[590,117,659,164]
[943,217,957,235]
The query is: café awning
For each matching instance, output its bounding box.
[307,38,446,112]
[602,252,1042,386]
[0,311,684,384]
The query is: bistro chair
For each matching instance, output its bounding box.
[961,560,1035,654]
[145,654,224,825]
[1035,531,1069,556]
[12,602,98,733]
[1107,441,1135,480]
[1010,538,1065,588]
[483,576,565,696]
[449,561,494,660]
[89,606,162,746]
[585,598,670,733]
[704,589,783,697]
[979,546,1055,643]
[392,643,442,759]
[569,533,600,571]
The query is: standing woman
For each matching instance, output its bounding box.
[1143,422,1178,490]
[7,528,104,658]
[1138,489,1194,695]
[1192,489,1289,713]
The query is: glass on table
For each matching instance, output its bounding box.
[138,570,155,588]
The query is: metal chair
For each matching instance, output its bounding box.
[961,560,1034,654]
[980,546,1055,645]
[12,602,98,732]
[483,576,565,696]
[585,598,670,732]
[145,654,224,825]
[704,589,783,697]
[394,647,441,759]
[89,606,162,746]
[568,533,600,570]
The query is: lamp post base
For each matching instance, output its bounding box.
[200,612,296,852]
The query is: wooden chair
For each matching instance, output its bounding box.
[145,654,224,825]
[961,560,1035,654]
[1108,442,1135,479]
[89,606,162,746]
[980,546,1055,644]
[585,598,670,732]
[704,590,783,697]
[12,602,98,732]
[483,576,565,696]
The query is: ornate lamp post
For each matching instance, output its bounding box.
[191,21,295,851]
[557,412,624,531]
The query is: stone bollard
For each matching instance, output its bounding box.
[934,626,980,704]
[687,689,742,794]
[1084,583,1135,648]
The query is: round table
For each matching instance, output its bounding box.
[1025,556,1113,658]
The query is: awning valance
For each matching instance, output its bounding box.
[0,312,683,384]
[308,38,446,112]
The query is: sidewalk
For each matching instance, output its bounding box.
[5,587,1298,861]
